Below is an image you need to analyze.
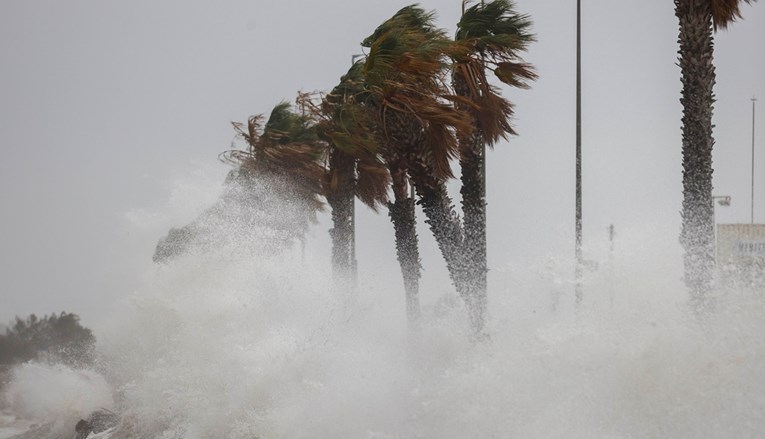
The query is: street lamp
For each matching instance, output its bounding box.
[751,97,757,224]
[575,0,583,305]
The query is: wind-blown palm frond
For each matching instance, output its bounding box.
[710,0,755,29]
[298,65,391,211]
[453,0,537,145]
[361,5,473,183]
[457,0,534,48]
[362,5,439,48]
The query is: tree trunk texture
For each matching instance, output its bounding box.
[388,165,421,323]
[453,71,488,334]
[388,194,422,324]
[412,168,485,333]
[327,150,355,292]
[676,0,717,308]
[459,136,487,334]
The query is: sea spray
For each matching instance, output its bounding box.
[95,220,765,438]
[3,363,113,434]
[5,168,764,438]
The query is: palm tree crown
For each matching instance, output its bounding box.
[360,5,473,185]
[453,0,536,145]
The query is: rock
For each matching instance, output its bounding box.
[74,409,119,439]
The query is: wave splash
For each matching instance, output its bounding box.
[3,179,764,438]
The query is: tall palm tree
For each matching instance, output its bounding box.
[321,50,433,322]
[452,0,536,330]
[361,5,477,328]
[675,0,755,307]
[304,55,428,321]
[298,66,392,295]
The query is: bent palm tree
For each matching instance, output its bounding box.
[316,52,429,322]
[453,0,536,329]
[361,5,477,329]
[298,66,392,295]
[675,0,755,307]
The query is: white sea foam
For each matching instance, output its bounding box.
[93,208,765,438]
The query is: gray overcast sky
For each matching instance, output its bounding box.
[1,1,763,328]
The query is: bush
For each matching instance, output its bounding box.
[0,312,95,369]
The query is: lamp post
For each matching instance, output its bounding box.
[752,97,757,224]
[575,0,583,305]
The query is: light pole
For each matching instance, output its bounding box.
[752,97,757,224]
[575,0,583,305]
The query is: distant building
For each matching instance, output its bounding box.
[717,224,765,287]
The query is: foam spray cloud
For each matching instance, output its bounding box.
[4,171,765,438]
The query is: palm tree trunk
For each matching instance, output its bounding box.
[327,150,355,292]
[459,136,488,331]
[388,170,421,323]
[453,71,488,334]
[676,0,717,308]
[411,168,484,333]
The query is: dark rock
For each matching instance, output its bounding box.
[75,409,119,439]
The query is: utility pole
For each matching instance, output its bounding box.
[480,0,488,317]
[575,0,583,305]
[752,97,757,224]
[349,54,365,287]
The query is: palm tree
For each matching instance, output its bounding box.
[675,0,755,307]
[452,0,536,330]
[343,81,425,320]
[316,50,432,322]
[298,66,392,296]
[360,5,477,328]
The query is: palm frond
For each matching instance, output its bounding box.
[355,159,392,210]
[456,0,535,50]
[711,0,756,30]
[452,0,536,144]
[421,122,459,180]
[474,88,515,145]
[494,61,538,89]
[304,66,392,210]
[362,5,439,48]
